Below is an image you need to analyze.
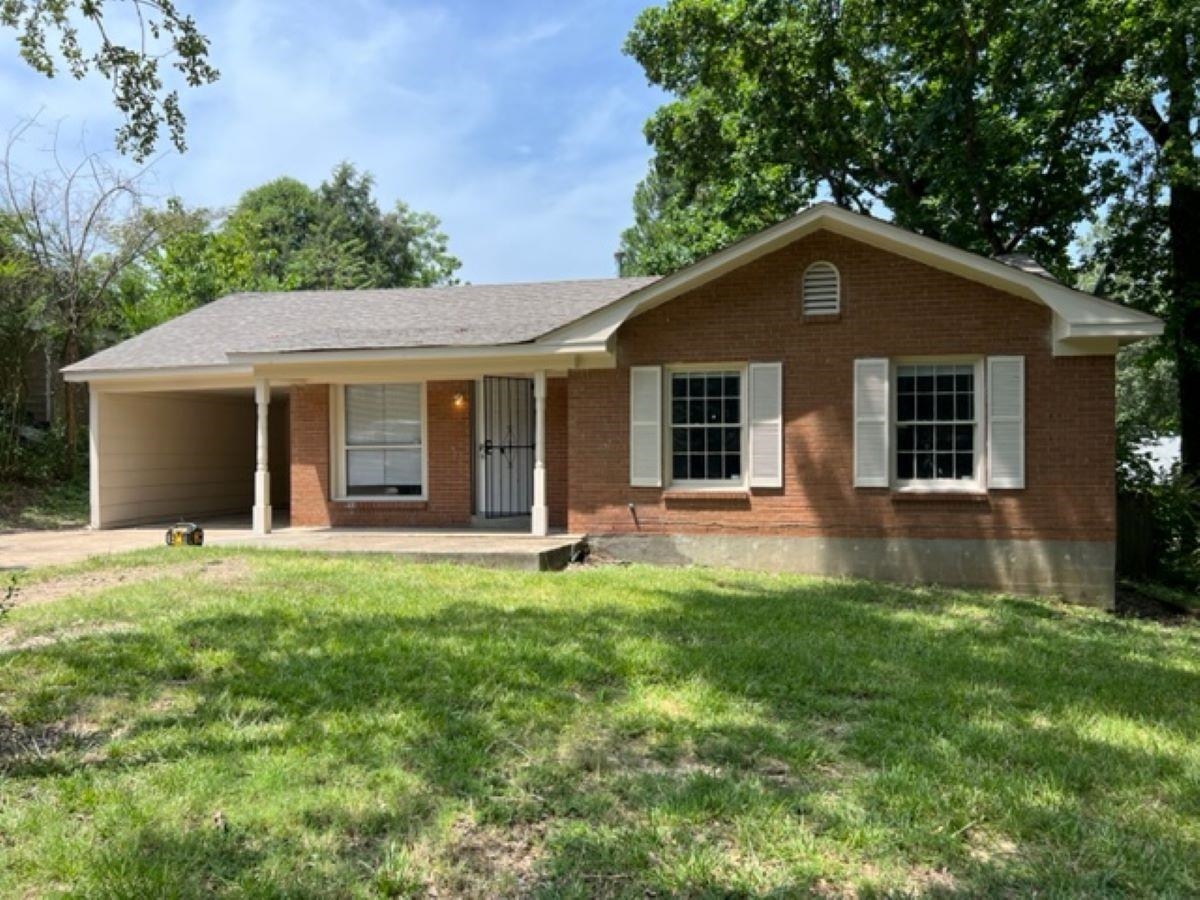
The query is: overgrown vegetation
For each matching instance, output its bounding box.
[0,124,459,491]
[0,553,1197,896]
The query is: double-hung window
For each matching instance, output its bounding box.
[668,369,744,485]
[340,383,424,498]
[895,363,979,484]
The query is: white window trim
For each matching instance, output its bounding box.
[802,260,841,315]
[663,362,750,491]
[890,356,987,493]
[329,382,429,502]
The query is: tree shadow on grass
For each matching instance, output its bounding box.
[3,570,1198,895]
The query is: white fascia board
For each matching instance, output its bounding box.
[226,341,606,366]
[540,202,1165,348]
[63,365,255,390]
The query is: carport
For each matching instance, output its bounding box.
[87,382,289,530]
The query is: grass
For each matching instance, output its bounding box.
[0,478,88,531]
[0,551,1197,897]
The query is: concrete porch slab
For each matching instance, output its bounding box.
[214,528,584,571]
[1,518,584,572]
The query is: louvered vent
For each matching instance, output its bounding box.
[802,262,840,314]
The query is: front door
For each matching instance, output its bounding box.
[478,376,535,518]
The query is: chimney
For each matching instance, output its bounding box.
[614,250,627,276]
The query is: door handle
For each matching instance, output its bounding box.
[480,439,494,457]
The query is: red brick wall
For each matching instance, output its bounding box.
[547,377,568,528]
[290,380,474,527]
[567,231,1116,543]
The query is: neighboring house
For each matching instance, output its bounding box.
[63,204,1163,606]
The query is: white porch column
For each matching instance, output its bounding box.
[253,378,272,534]
[531,370,548,536]
[88,388,102,530]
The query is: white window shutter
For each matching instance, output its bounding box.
[629,366,662,487]
[987,356,1025,489]
[748,362,783,488]
[854,358,890,487]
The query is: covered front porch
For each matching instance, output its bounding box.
[1,514,584,571]
[83,352,576,538]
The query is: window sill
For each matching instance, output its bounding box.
[890,488,988,504]
[664,489,751,503]
[333,497,429,508]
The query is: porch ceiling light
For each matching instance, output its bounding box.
[452,392,466,409]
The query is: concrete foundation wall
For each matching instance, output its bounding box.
[94,391,255,527]
[588,533,1116,607]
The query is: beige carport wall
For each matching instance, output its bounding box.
[76,366,289,530]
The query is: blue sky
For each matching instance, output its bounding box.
[0,0,665,283]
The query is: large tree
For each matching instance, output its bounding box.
[0,0,218,159]
[128,163,461,323]
[621,0,1200,481]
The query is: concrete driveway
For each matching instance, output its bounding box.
[0,522,259,570]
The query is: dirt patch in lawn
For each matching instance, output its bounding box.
[0,712,108,769]
[9,557,253,609]
[435,816,548,897]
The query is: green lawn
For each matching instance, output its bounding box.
[1,552,1197,897]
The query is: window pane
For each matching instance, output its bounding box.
[956,453,973,478]
[669,370,742,483]
[916,425,935,451]
[346,385,385,445]
[955,393,973,420]
[936,453,954,478]
[673,455,688,479]
[916,454,935,479]
[384,448,421,485]
[346,384,420,445]
[896,364,976,481]
[347,448,384,486]
[936,394,955,420]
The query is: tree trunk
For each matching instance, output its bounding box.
[1169,182,1200,485]
[61,331,81,477]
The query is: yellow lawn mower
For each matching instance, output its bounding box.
[165,521,204,547]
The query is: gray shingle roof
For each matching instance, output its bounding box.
[66,277,658,374]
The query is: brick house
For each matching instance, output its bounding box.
[64,205,1162,605]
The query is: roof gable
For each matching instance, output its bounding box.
[538,204,1162,356]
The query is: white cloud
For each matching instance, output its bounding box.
[0,0,662,282]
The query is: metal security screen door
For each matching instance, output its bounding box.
[479,377,535,518]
